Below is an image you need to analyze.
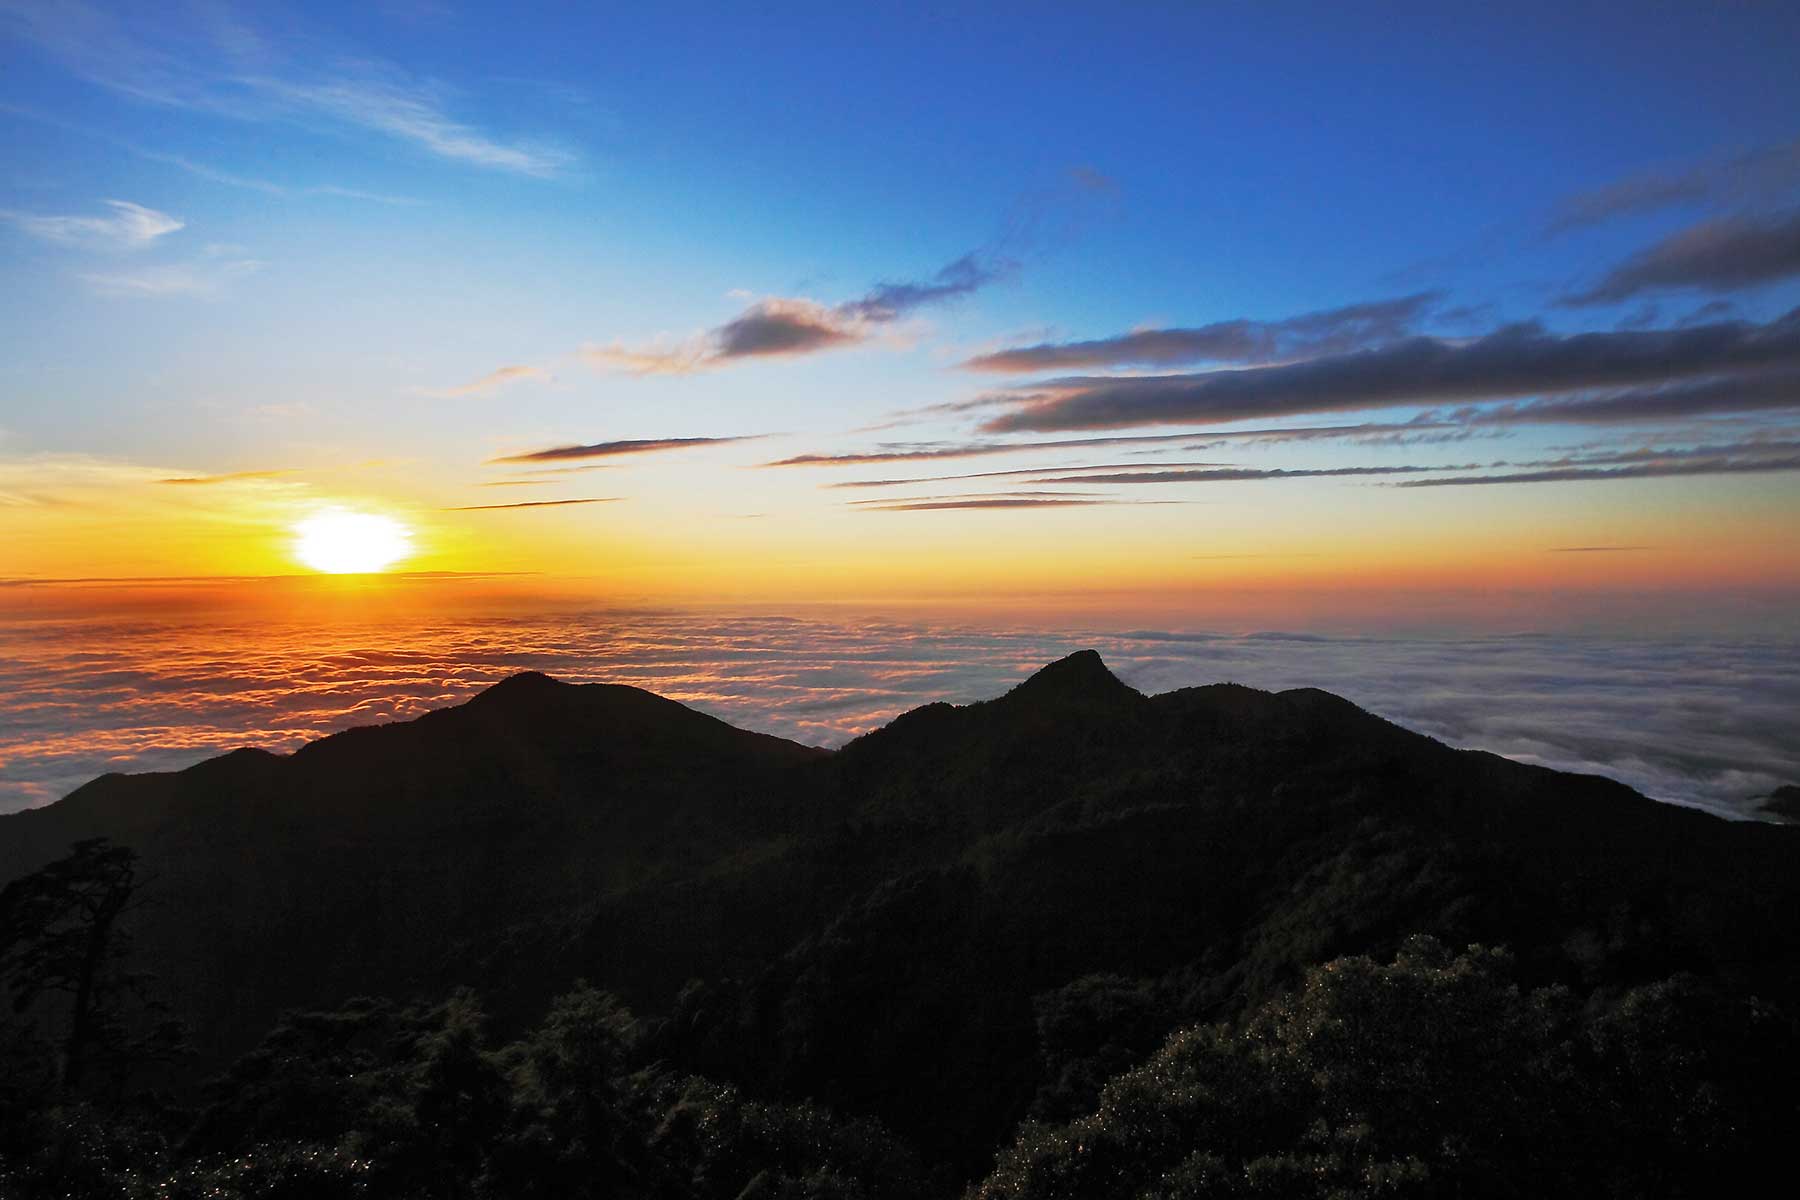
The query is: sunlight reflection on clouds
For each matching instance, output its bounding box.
[0,611,1794,819]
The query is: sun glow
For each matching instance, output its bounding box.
[292,509,413,574]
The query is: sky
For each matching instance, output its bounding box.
[3,1,1800,622]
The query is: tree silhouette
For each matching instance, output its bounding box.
[0,839,180,1094]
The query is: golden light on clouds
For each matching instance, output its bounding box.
[292,508,413,574]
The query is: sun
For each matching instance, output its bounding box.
[292,508,413,574]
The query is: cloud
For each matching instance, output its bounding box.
[839,252,1012,323]
[979,309,1800,433]
[1548,545,1652,553]
[583,170,1117,375]
[156,470,295,485]
[1024,463,1471,485]
[2,611,1791,818]
[488,436,760,464]
[763,423,1447,468]
[854,497,1149,511]
[1,199,182,248]
[587,252,1013,374]
[444,497,621,510]
[823,460,1235,489]
[418,365,550,399]
[1394,453,1800,487]
[253,73,574,178]
[1461,367,1800,425]
[81,254,263,297]
[1548,136,1800,233]
[1,2,573,178]
[962,292,1440,372]
[712,298,863,359]
[1566,210,1800,305]
[845,490,1105,505]
[512,464,618,476]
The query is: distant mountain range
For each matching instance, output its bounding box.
[5,650,1799,1184]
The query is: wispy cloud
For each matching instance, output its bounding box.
[1548,136,1800,233]
[1548,545,1653,552]
[1024,463,1471,485]
[962,293,1439,372]
[82,252,262,297]
[418,365,551,399]
[156,470,295,485]
[1564,210,1800,305]
[844,490,1105,505]
[854,497,1154,512]
[1459,368,1800,425]
[252,72,574,178]
[1395,453,1800,487]
[584,170,1115,374]
[444,497,621,510]
[0,199,181,248]
[488,436,761,464]
[762,423,1445,468]
[0,2,574,178]
[585,253,1013,374]
[821,460,1233,489]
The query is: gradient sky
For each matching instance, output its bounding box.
[3,1,1799,621]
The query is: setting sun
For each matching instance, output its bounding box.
[292,509,413,575]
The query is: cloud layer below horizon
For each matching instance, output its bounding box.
[1,610,1792,821]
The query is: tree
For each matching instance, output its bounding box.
[0,839,180,1095]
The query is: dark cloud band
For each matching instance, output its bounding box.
[979,309,1800,433]
[962,292,1439,372]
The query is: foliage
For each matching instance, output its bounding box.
[973,937,1799,1200]
[0,839,183,1095]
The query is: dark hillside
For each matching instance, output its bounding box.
[4,652,1799,1189]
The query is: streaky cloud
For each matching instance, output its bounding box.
[823,460,1233,489]
[764,422,1444,467]
[444,497,622,510]
[1462,367,1800,424]
[856,497,1151,511]
[962,292,1439,372]
[82,254,262,297]
[1566,210,1800,305]
[844,490,1105,505]
[1548,136,1800,233]
[419,365,550,399]
[588,252,1012,373]
[1024,464,1471,485]
[1394,454,1800,487]
[489,436,760,464]
[156,470,295,485]
[980,309,1800,432]
[1,199,182,248]
[2,3,573,177]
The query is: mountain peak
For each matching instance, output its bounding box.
[470,671,567,705]
[1005,649,1138,704]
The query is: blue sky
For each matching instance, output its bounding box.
[2,1,1798,612]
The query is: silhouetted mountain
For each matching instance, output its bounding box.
[5,651,1800,1190]
[1763,783,1800,821]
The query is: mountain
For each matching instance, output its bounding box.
[1763,783,1800,821]
[5,652,1800,1184]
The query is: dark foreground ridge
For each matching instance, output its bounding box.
[4,652,1799,1197]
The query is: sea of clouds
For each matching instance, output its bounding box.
[0,609,1794,819]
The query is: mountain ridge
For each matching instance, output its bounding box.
[4,650,1798,1174]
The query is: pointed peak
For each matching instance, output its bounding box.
[471,671,567,704]
[1005,650,1137,705]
